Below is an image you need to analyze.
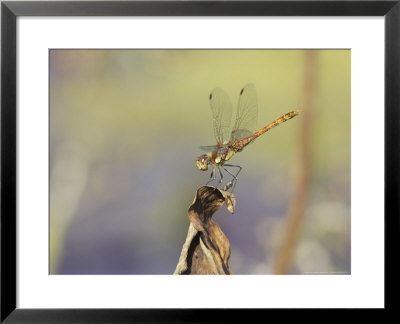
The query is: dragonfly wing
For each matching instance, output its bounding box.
[209,87,233,144]
[231,83,258,141]
[199,144,229,155]
[199,145,219,152]
[231,129,253,142]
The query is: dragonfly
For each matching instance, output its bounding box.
[195,83,300,192]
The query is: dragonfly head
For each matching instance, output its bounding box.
[195,154,209,171]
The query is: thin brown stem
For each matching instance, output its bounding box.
[273,50,315,274]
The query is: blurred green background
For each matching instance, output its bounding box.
[49,49,350,274]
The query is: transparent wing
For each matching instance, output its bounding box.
[199,145,219,151]
[230,129,253,142]
[199,144,229,155]
[231,83,258,142]
[209,87,233,144]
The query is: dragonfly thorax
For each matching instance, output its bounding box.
[195,154,210,171]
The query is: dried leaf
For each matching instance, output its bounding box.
[174,186,236,275]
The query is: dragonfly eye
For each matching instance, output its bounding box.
[195,155,209,171]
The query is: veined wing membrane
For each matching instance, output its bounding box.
[199,144,230,155]
[231,83,258,142]
[209,87,233,144]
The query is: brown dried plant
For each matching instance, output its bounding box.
[174,186,235,275]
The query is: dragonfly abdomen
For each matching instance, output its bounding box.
[230,110,301,152]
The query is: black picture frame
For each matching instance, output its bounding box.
[1,0,399,322]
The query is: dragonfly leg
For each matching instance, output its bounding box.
[223,164,243,193]
[206,167,215,186]
[222,167,237,191]
[215,166,223,189]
